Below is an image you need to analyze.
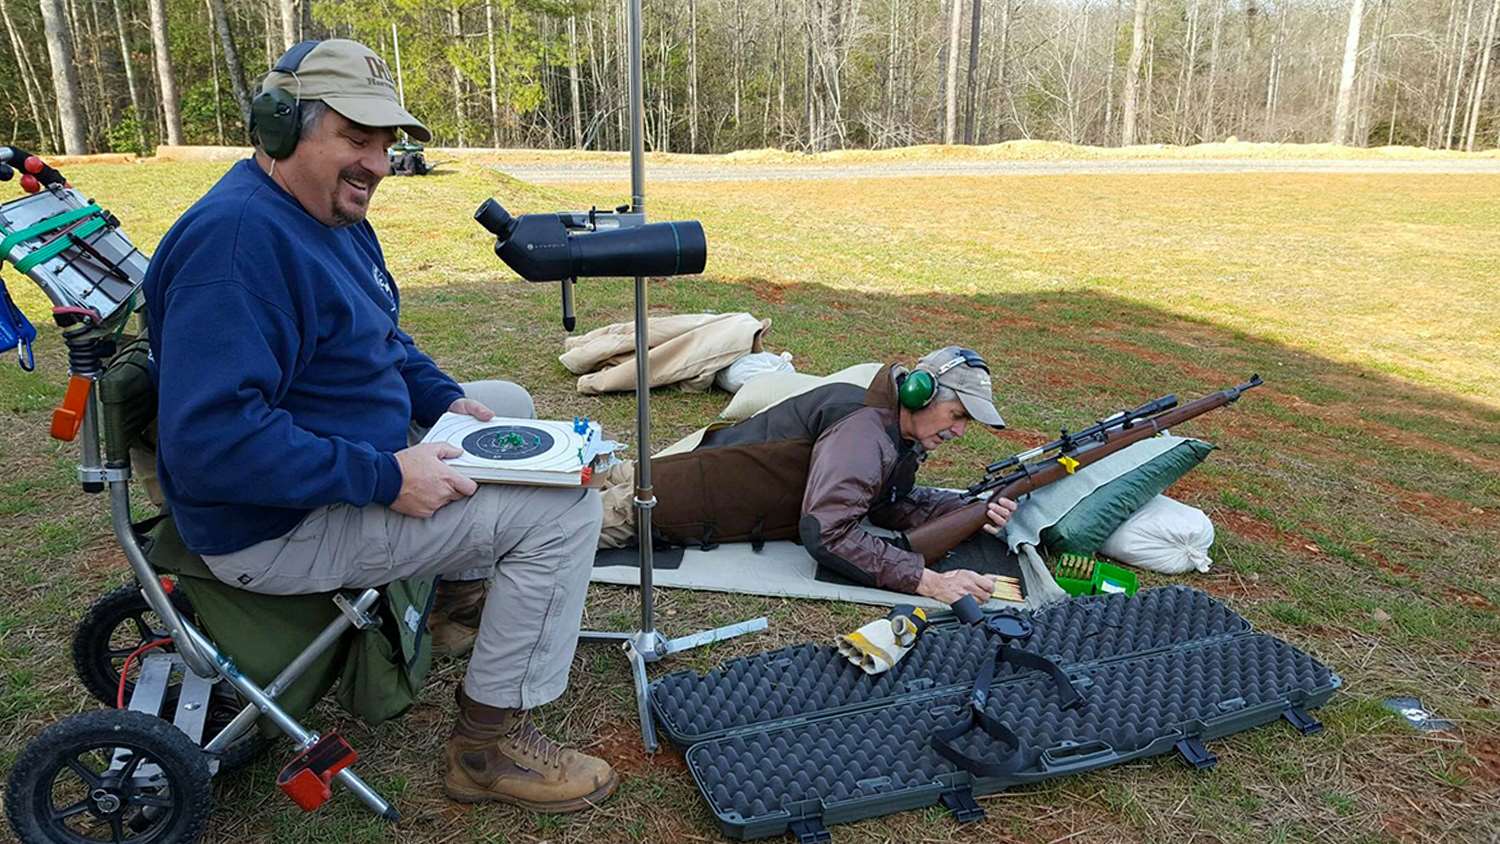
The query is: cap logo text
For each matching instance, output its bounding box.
[365,56,396,89]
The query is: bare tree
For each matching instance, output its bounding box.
[685,0,697,150]
[567,13,584,147]
[944,0,962,142]
[102,0,144,150]
[1464,0,1500,148]
[1331,0,1366,144]
[3,0,51,149]
[277,0,293,49]
[1,0,1479,154]
[37,0,87,152]
[962,0,981,143]
[207,0,249,124]
[1174,0,1200,143]
[450,2,464,146]
[204,0,223,142]
[1121,0,1147,144]
[486,0,499,147]
[145,0,181,145]
[1201,0,1224,139]
[730,0,744,127]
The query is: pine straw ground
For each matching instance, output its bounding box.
[1,156,1497,843]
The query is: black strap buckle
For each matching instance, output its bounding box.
[940,787,986,823]
[1174,736,1218,770]
[788,817,830,843]
[1282,707,1323,735]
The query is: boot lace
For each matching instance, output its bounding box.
[508,713,564,769]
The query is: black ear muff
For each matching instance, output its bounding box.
[250,87,300,159]
[250,40,322,160]
[898,369,937,410]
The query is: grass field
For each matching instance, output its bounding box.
[1,154,1498,843]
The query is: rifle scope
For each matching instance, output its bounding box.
[982,393,1181,474]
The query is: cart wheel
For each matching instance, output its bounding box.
[5,709,213,844]
[72,584,194,706]
[72,584,269,773]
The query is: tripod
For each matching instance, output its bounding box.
[574,0,767,753]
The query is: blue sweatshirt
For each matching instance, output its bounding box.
[144,159,463,555]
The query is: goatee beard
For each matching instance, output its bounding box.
[331,165,377,228]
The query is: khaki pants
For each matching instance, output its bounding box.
[203,381,604,711]
[598,462,637,549]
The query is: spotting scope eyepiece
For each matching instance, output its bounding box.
[474,198,514,237]
[473,198,707,283]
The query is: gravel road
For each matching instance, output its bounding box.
[499,157,1500,183]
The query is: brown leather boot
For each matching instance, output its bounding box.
[427,579,487,657]
[444,686,618,812]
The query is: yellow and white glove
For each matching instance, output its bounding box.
[836,605,930,675]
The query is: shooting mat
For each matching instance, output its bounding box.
[591,533,1025,611]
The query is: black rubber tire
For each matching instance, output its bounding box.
[71,584,269,773]
[72,584,195,707]
[5,709,214,844]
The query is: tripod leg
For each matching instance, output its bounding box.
[623,640,659,753]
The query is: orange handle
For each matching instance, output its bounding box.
[50,375,91,441]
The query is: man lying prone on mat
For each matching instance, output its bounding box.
[597,346,1018,605]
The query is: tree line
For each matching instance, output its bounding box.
[10,0,1500,155]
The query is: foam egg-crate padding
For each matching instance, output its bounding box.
[652,586,1248,745]
[685,632,1339,840]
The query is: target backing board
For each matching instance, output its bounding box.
[421,414,620,487]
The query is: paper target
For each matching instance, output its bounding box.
[460,425,557,461]
[421,414,622,486]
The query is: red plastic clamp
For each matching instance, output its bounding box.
[49,375,92,441]
[275,733,359,812]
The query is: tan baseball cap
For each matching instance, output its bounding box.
[263,39,431,143]
[916,346,1006,429]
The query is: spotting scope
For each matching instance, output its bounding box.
[473,199,707,281]
[474,199,707,330]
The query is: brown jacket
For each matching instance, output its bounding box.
[649,364,963,593]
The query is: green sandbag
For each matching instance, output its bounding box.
[1041,438,1214,556]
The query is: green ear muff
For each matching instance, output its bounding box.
[898,369,937,410]
[248,40,322,159]
[249,87,301,159]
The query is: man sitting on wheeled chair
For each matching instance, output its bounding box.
[143,39,615,813]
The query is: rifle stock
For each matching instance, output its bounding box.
[905,376,1262,565]
[906,501,993,564]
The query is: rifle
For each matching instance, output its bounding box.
[905,375,1264,566]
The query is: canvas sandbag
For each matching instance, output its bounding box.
[1002,436,1208,554]
[719,362,882,421]
[1041,438,1215,555]
[1099,494,1215,574]
[714,351,795,393]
